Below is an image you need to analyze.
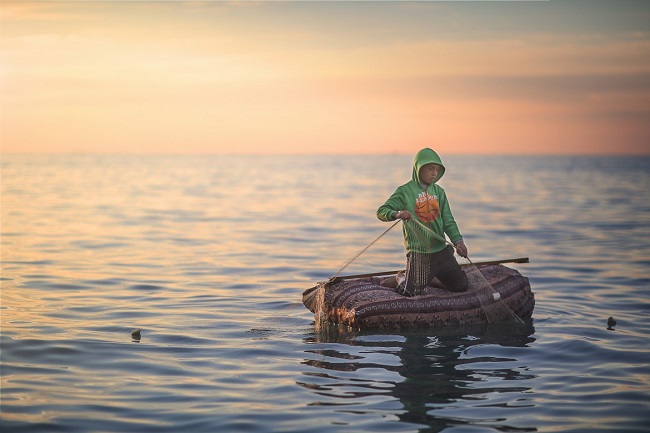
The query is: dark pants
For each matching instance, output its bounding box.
[401,246,468,296]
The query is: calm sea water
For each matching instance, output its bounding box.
[1,154,649,433]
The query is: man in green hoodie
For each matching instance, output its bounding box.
[377,148,469,296]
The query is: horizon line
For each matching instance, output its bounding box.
[2,150,649,157]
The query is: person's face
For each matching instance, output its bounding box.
[419,163,441,185]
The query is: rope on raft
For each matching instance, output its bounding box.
[331,219,401,280]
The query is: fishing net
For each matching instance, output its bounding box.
[404,218,524,324]
[313,280,328,332]
[460,257,525,324]
[313,220,402,332]
[312,218,524,328]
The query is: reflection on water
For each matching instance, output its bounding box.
[301,322,537,432]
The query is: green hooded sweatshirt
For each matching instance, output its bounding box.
[377,148,463,254]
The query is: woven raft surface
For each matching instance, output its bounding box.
[303,264,534,329]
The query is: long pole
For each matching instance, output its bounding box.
[328,257,529,283]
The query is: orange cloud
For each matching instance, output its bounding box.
[1,1,649,155]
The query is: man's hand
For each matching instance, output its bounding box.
[454,240,468,258]
[395,210,413,221]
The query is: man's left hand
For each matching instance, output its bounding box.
[454,240,468,258]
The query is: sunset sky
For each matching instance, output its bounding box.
[1,0,649,155]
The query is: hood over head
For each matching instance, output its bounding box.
[412,148,445,184]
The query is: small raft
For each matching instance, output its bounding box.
[303,264,534,329]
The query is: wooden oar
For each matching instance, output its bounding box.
[327,257,529,283]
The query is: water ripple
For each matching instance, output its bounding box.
[2,155,649,432]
